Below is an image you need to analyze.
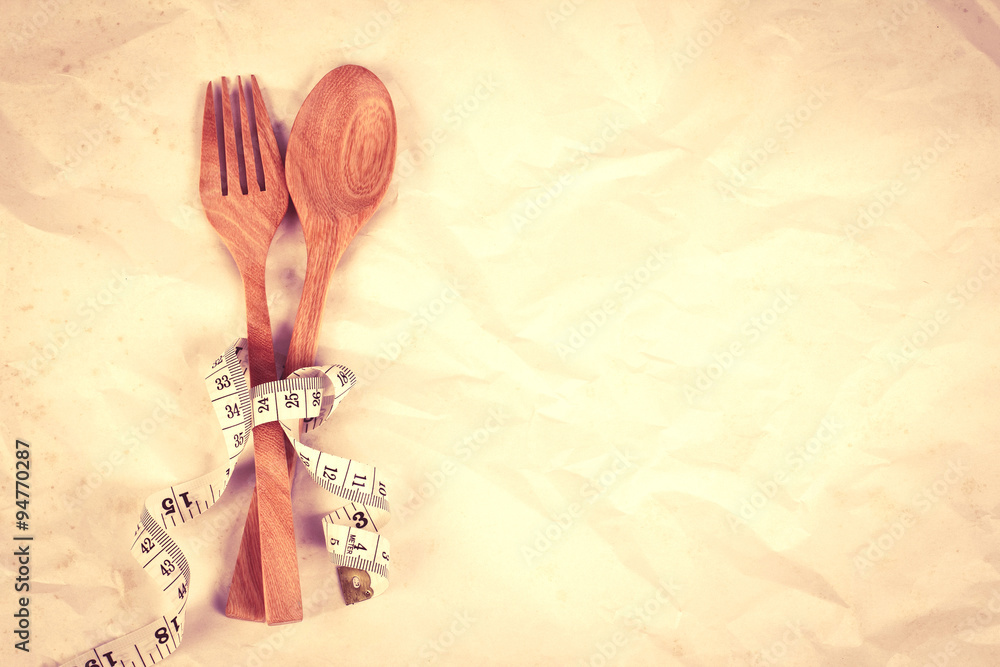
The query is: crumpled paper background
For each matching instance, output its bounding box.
[3,0,1000,665]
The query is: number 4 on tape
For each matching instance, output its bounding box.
[58,339,391,666]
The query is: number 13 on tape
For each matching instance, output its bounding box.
[58,339,391,666]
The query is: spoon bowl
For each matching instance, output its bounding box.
[287,65,396,262]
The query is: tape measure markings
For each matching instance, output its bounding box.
[60,338,391,667]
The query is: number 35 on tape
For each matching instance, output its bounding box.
[58,339,391,666]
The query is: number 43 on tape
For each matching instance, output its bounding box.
[59,339,391,666]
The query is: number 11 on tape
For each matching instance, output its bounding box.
[58,339,392,666]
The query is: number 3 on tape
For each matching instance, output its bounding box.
[58,339,391,666]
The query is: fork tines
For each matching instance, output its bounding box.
[200,75,283,197]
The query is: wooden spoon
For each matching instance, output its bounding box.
[225,65,397,622]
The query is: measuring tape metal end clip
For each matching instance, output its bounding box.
[59,338,391,667]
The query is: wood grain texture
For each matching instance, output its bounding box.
[225,65,397,620]
[285,64,398,372]
[199,75,302,625]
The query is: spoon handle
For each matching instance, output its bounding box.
[226,249,339,622]
[287,249,339,372]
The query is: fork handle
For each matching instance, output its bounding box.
[239,266,303,625]
[225,435,298,622]
[227,249,339,622]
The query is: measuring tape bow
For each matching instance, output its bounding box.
[59,339,391,667]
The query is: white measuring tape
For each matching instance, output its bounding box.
[59,339,391,667]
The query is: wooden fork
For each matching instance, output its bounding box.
[199,75,302,624]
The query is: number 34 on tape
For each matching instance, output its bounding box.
[58,339,391,667]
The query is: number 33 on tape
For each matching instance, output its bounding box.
[58,339,391,666]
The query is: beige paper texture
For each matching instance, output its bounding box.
[2,0,1000,665]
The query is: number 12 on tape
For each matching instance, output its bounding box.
[58,339,392,666]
